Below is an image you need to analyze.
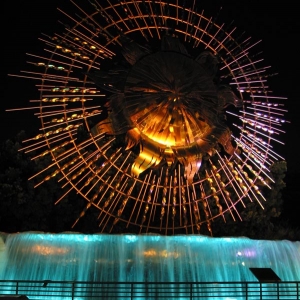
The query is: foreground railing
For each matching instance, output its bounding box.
[0,280,299,299]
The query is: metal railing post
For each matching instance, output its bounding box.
[16,281,19,295]
[190,283,192,300]
[71,281,75,300]
[245,282,248,300]
[260,283,262,300]
[131,282,133,300]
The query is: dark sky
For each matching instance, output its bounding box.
[1,1,299,224]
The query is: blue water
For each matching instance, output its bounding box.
[0,232,299,299]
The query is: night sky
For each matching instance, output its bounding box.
[1,1,299,227]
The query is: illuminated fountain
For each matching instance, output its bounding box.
[1,233,299,293]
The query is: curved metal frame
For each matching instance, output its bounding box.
[14,0,287,234]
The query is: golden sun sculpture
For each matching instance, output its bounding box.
[9,1,287,235]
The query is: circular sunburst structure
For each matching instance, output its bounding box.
[14,1,287,234]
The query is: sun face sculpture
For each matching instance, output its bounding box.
[10,1,287,234]
[90,35,241,182]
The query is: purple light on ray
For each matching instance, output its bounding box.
[245,126,285,145]
[241,134,284,161]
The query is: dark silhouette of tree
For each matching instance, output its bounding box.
[0,131,91,232]
[212,160,300,240]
